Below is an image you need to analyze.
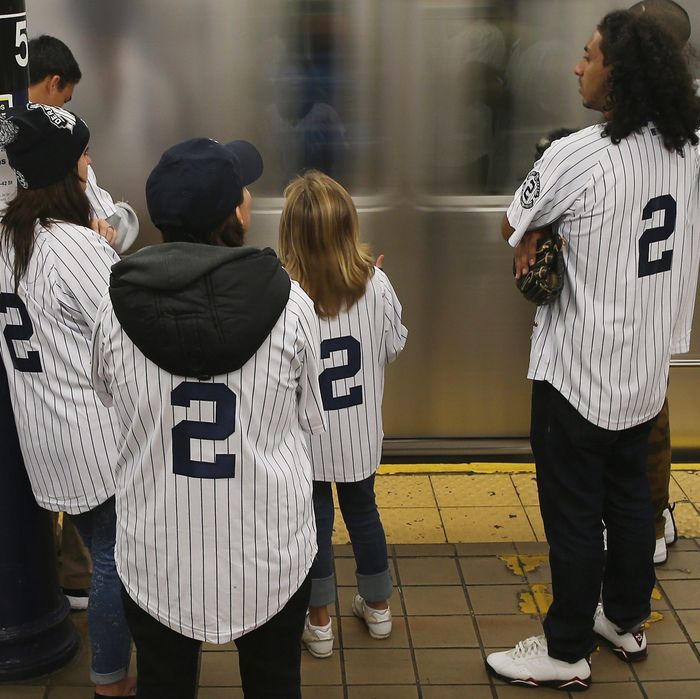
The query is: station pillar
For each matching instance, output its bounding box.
[0,0,80,681]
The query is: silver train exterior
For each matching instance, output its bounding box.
[27,0,700,455]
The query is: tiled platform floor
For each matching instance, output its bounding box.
[2,468,700,698]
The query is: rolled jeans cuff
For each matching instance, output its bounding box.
[91,662,129,686]
[309,573,336,607]
[357,569,393,603]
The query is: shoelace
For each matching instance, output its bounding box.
[511,635,548,658]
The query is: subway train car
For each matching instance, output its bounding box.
[26,0,700,457]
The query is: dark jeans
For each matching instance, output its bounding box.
[646,398,671,539]
[71,497,131,684]
[309,475,392,607]
[531,381,656,662]
[121,575,311,699]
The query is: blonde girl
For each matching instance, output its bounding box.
[279,170,407,658]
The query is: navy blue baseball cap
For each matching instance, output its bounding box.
[0,104,89,189]
[146,137,263,238]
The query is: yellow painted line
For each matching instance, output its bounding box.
[378,462,700,475]
[499,554,548,576]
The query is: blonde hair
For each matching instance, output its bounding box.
[278,171,374,318]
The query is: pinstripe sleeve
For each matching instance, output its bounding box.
[51,223,120,334]
[292,286,326,435]
[86,165,118,219]
[377,268,407,365]
[671,205,700,355]
[507,128,602,247]
[90,295,114,407]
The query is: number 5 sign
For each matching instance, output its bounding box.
[0,1,29,110]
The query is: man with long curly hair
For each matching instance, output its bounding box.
[486,9,700,692]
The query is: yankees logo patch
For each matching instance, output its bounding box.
[27,104,77,133]
[0,118,19,147]
[521,170,541,209]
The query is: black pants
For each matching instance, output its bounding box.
[121,575,311,699]
[531,381,656,662]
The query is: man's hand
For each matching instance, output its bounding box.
[514,229,550,280]
[91,217,117,248]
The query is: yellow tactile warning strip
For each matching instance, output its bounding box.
[331,468,700,544]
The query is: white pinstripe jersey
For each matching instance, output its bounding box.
[310,268,407,482]
[91,282,325,643]
[85,165,118,219]
[0,221,120,512]
[508,123,700,430]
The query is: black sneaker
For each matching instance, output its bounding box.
[62,587,89,611]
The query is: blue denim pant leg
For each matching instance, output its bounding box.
[309,481,336,607]
[71,497,132,685]
[337,474,392,603]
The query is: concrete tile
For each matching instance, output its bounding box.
[455,542,517,556]
[524,506,546,541]
[423,688,493,699]
[672,503,700,538]
[459,556,527,586]
[671,539,700,551]
[669,476,687,502]
[46,638,91,686]
[414,648,486,685]
[301,649,343,685]
[588,647,635,682]
[375,475,436,508]
[379,508,447,545]
[0,689,46,699]
[397,557,460,585]
[475,614,543,648]
[340,615,409,648]
[495,687,567,699]
[515,541,549,555]
[645,611,688,643]
[659,579,700,609]
[393,544,456,557]
[301,688,344,699]
[578,684,643,698]
[643,681,700,699]
[402,586,469,616]
[343,649,415,685]
[440,507,535,543]
[197,690,244,699]
[655,550,700,580]
[511,473,540,507]
[634,643,700,681]
[47,689,95,699]
[408,615,479,648]
[347,687,418,699]
[677,609,700,641]
[673,472,700,501]
[468,585,529,616]
[431,474,521,508]
[198,650,240,686]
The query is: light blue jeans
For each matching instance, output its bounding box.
[71,497,131,685]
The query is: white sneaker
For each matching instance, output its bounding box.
[301,615,334,658]
[485,635,591,692]
[663,506,677,546]
[351,595,392,639]
[653,536,667,566]
[593,603,647,662]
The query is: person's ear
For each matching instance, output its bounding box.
[48,75,62,94]
[235,205,244,225]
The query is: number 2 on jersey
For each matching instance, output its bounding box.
[171,382,236,479]
[638,195,676,278]
[319,335,363,411]
[0,292,42,373]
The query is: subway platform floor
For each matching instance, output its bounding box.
[2,465,700,698]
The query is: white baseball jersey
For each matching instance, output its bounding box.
[310,268,407,482]
[508,123,700,430]
[86,164,117,219]
[0,221,120,513]
[91,282,325,643]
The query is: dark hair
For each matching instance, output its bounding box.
[598,10,700,153]
[1,170,91,290]
[160,214,245,248]
[28,35,82,89]
[628,0,691,46]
